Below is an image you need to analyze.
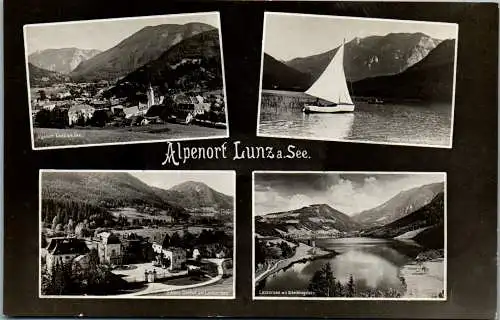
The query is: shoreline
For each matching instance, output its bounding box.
[255,242,335,285]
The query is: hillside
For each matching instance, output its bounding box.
[28,63,69,87]
[361,192,445,248]
[28,48,101,74]
[70,22,215,81]
[255,204,361,237]
[154,181,233,211]
[41,172,183,212]
[262,53,312,91]
[286,32,442,84]
[110,29,223,97]
[352,39,456,102]
[352,182,444,227]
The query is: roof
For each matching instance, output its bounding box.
[124,106,139,115]
[150,232,168,244]
[97,232,121,244]
[174,94,203,105]
[69,104,94,113]
[48,238,89,255]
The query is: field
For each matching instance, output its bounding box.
[112,226,216,239]
[110,208,175,222]
[33,122,227,148]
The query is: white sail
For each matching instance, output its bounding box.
[305,42,353,105]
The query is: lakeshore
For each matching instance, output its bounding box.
[255,242,332,283]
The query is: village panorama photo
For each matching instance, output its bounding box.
[39,170,235,298]
[253,171,446,300]
[257,13,458,148]
[24,12,228,150]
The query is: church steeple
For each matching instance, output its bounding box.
[147,83,156,108]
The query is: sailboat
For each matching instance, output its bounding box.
[302,40,354,114]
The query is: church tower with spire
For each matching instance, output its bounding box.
[147,83,156,108]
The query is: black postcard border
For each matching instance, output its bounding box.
[3,1,498,318]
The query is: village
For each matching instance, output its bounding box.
[41,222,234,297]
[30,80,227,131]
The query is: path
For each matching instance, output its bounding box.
[115,258,226,297]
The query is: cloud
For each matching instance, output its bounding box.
[254,173,445,216]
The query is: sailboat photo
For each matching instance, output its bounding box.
[302,40,355,114]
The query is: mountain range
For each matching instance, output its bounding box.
[110,29,223,97]
[28,48,101,74]
[28,63,69,87]
[255,182,445,247]
[70,22,215,82]
[352,39,456,102]
[262,33,456,102]
[351,182,444,227]
[42,172,233,215]
[286,32,442,83]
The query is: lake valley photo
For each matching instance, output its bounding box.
[258,13,458,148]
[253,171,446,300]
[24,12,228,149]
[39,170,235,298]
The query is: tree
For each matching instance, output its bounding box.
[38,90,47,100]
[170,232,181,247]
[346,274,355,297]
[52,214,60,231]
[308,263,337,297]
[55,223,63,233]
[66,219,75,234]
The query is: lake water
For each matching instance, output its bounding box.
[257,237,428,297]
[259,90,452,147]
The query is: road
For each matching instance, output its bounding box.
[115,258,227,297]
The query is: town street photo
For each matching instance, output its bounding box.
[39,170,235,298]
[257,13,458,148]
[24,12,228,150]
[253,171,446,300]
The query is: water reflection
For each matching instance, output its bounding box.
[259,91,452,146]
[259,237,422,295]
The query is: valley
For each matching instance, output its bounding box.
[254,179,446,299]
[40,171,235,297]
[26,18,227,148]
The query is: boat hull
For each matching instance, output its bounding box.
[303,104,355,114]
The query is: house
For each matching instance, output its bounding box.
[68,104,95,126]
[96,232,122,265]
[121,237,153,264]
[45,237,89,272]
[124,106,140,119]
[151,233,187,271]
[163,247,187,271]
[41,103,56,111]
[57,91,71,99]
[111,105,124,114]
[173,94,211,116]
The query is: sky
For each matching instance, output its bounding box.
[254,172,445,216]
[24,12,220,54]
[131,171,235,196]
[264,13,458,61]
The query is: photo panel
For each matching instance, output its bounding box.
[257,12,458,148]
[24,12,229,150]
[39,170,235,299]
[253,171,447,300]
